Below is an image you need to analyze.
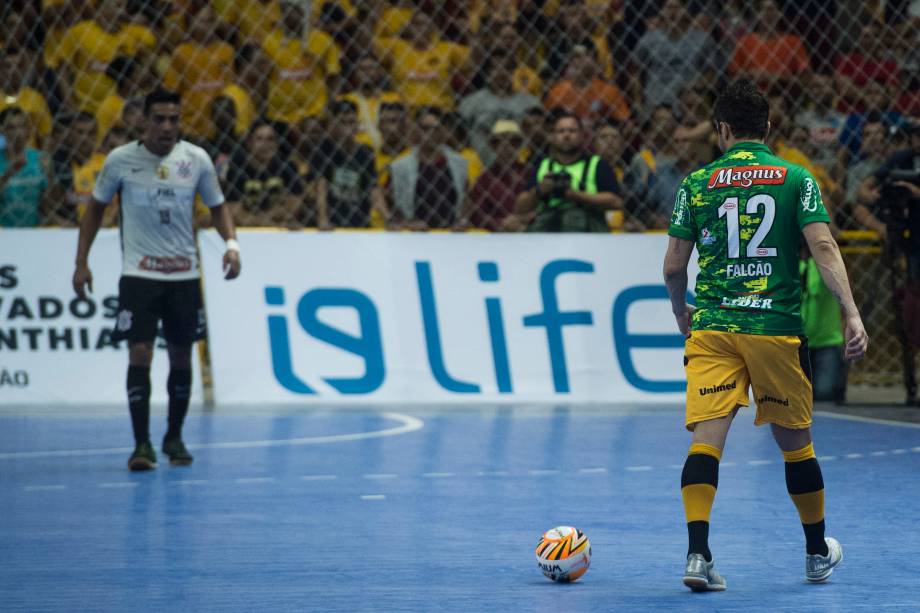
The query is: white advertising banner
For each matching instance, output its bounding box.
[200,230,698,404]
[0,229,199,405]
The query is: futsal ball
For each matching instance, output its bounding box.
[535,526,591,582]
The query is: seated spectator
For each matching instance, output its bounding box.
[213,0,281,45]
[729,0,809,91]
[226,121,306,227]
[45,111,103,225]
[0,107,47,227]
[222,44,270,139]
[312,100,388,229]
[120,98,145,141]
[375,102,410,177]
[545,0,614,81]
[624,104,677,226]
[794,72,847,182]
[56,0,155,113]
[838,80,905,166]
[339,52,403,150]
[205,96,246,185]
[846,115,888,236]
[835,20,900,113]
[642,129,700,229]
[493,22,543,97]
[163,5,235,140]
[443,112,484,186]
[544,45,630,129]
[375,11,470,110]
[387,107,469,230]
[469,120,531,231]
[263,0,342,126]
[520,106,549,165]
[632,0,724,109]
[514,111,620,232]
[458,50,541,166]
[95,55,155,145]
[0,47,52,149]
[592,119,629,229]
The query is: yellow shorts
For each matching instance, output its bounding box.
[683,330,813,431]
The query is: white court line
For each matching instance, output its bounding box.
[577,467,608,474]
[363,473,398,480]
[423,472,454,478]
[748,460,772,466]
[529,469,560,476]
[99,482,138,489]
[0,412,424,460]
[477,470,509,476]
[892,449,908,454]
[815,410,920,429]
[626,466,652,472]
[912,447,920,453]
[172,479,207,485]
[235,477,275,484]
[667,464,684,469]
[870,451,889,457]
[301,475,337,481]
[24,485,67,492]
[845,453,864,459]
[819,455,837,461]
[361,494,386,500]
[721,462,737,467]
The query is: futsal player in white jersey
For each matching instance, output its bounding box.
[72,89,241,471]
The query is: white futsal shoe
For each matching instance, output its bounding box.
[683,553,727,592]
[805,537,843,583]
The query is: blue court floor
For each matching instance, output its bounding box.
[1,404,919,612]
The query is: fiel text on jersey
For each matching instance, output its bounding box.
[707,166,787,189]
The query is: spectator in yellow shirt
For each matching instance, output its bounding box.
[0,47,53,149]
[213,0,281,45]
[94,55,156,144]
[262,0,343,126]
[339,53,403,150]
[56,0,155,113]
[375,11,469,110]
[163,5,235,140]
[221,44,271,139]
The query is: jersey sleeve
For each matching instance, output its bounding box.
[795,168,831,228]
[91,152,122,203]
[196,151,226,207]
[667,177,696,240]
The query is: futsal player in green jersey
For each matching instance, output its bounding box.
[662,80,869,591]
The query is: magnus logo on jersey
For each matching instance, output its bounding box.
[139,255,192,274]
[707,166,787,189]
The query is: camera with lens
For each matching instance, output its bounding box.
[543,171,572,199]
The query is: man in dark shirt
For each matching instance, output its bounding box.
[311,100,387,229]
[469,119,530,231]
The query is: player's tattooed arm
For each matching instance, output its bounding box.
[663,236,695,336]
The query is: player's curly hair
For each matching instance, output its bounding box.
[713,79,770,140]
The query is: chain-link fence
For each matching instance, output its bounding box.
[2,0,918,395]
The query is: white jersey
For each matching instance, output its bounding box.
[92,140,224,281]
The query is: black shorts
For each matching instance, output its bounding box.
[112,276,206,345]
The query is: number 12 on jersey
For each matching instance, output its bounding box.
[717,194,777,259]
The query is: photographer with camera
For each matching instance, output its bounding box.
[514,110,621,232]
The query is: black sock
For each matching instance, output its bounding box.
[681,443,721,563]
[165,368,192,441]
[127,365,151,445]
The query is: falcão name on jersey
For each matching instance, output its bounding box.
[726,262,773,278]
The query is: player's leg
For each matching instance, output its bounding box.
[112,276,163,471]
[159,280,203,465]
[681,331,751,591]
[744,335,842,582]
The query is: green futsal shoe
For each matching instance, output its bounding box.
[162,437,194,466]
[128,441,157,471]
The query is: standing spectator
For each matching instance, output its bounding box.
[632,0,724,109]
[514,111,620,232]
[262,0,342,127]
[0,47,53,149]
[375,102,410,176]
[458,51,541,166]
[388,108,469,230]
[729,0,810,91]
[312,100,388,229]
[544,45,630,129]
[95,56,156,145]
[592,119,629,229]
[0,107,47,227]
[375,11,470,110]
[469,120,530,231]
[795,73,847,181]
[545,0,615,80]
[226,121,306,228]
[222,44,270,139]
[120,98,145,141]
[520,106,549,165]
[57,0,155,113]
[45,112,102,226]
[205,96,246,185]
[164,5,235,140]
[339,53,402,150]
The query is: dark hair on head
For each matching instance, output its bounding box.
[524,106,546,118]
[380,101,406,114]
[547,106,581,130]
[863,111,885,126]
[415,106,443,123]
[103,124,128,142]
[144,88,181,115]
[713,79,770,140]
[0,106,25,125]
[246,119,277,140]
[1,45,23,58]
[485,49,512,74]
[73,110,96,125]
[328,99,358,116]
[106,56,137,87]
[442,111,469,141]
[595,118,622,132]
[234,43,260,73]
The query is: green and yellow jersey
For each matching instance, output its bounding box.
[668,141,830,336]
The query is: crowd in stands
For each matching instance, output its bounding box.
[1,0,919,233]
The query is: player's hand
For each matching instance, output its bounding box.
[893,180,920,199]
[843,315,868,361]
[674,304,695,338]
[73,264,93,298]
[223,249,241,280]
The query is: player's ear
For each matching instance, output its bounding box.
[764,120,772,142]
